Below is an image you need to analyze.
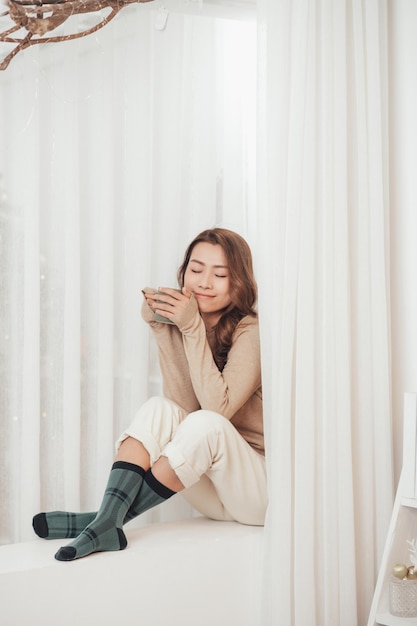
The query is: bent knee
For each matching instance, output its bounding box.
[183,409,228,433]
[142,396,170,410]
[137,395,184,417]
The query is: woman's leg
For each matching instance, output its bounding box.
[181,474,235,522]
[54,460,146,561]
[53,456,181,562]
[115,438,183,492]
[115,397,186,518]
[33,397,186,540]
[33,438,154,541]
[162,410,268,526]
[115,437,150,467]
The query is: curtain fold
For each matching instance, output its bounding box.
[257,1,392,624]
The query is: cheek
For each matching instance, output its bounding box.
[220,282,232,301]
[183,271,194,290]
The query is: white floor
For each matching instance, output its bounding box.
[0,517,263,626]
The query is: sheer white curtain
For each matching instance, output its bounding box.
[257,1,392,625]
[0,1,395,623]
[0,6,257,544]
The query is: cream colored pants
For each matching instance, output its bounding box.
[115,396,267,526]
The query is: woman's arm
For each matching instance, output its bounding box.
[178,311,261,420]
[141,292,200,414]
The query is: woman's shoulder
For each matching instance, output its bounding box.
[229,315,260,359]
[233,313,259,336]
[237,312,258,325]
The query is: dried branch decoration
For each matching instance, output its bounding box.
[0,0,155,70]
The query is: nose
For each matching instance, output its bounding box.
[198,272,212,289]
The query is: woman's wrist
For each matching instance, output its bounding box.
[175,295,201,333]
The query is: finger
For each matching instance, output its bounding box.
[142,287,158,296]
[155,307,174,318]
[155,302,173,314]
[142,288,158,302]
[143,293,158,306]
[155,294,174,309]
[157,287,182,300]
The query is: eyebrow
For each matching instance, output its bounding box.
[189,258,228,269]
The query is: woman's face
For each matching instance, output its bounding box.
[184,242,232,326]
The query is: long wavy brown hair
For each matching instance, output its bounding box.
[177,228,257,371]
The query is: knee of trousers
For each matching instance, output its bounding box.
[139,395,178,414]
[177,409,229,438]
[129,396,183,434]
[115,396,186,463]
[162,410,233,488]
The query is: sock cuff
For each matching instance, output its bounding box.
[145,469,176,499]
[112,461,146,477]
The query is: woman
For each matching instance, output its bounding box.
[32,228,267,561]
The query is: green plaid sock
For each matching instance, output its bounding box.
[54,461,145,561]
[33,511,96,540]
[124,468,176,520]
[33,469,175,540]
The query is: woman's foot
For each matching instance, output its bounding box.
[32,511,96,540]
[54,521,127,561]
[53,461,145,562]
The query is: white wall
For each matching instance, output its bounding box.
[389,0,417,482]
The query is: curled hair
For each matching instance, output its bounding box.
[177,228,257,371]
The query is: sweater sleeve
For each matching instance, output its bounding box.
[141,294,200,414]
[178,312,261,420]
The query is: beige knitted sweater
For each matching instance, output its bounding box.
[142,293,264,456]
